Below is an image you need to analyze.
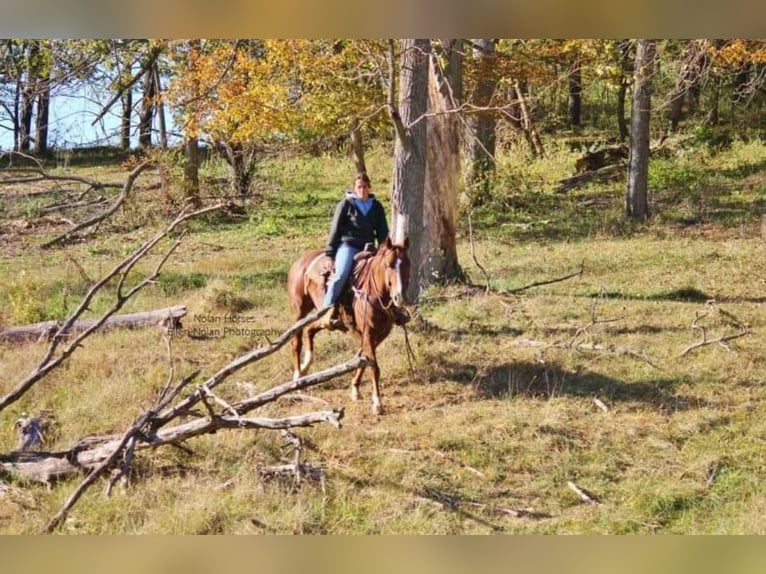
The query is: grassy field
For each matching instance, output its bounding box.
[1,138,766,533]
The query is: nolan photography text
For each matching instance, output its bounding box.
[168,314,281,340]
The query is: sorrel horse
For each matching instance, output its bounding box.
[286,237,410,415]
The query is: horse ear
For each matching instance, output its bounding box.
[384,236,393,249]
[403,236,409,250]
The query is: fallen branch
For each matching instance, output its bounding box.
[0,305,186,344]
[504,261,585,295]
[414,487,550,519]
[680,305,751,357]
[40,161,155,249]
[556,163,625,194]
[0,204,223,414]
[420,264,583,304]
[567,480,601,505]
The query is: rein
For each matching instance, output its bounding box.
[353,250,396,314]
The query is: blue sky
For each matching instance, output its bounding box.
[0,84,179,151]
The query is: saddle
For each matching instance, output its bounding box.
[304,248,377,297]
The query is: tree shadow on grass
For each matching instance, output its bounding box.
[435,360,707,412]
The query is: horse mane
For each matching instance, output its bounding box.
[354,242,396,294]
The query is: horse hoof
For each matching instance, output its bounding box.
[372,403,383,416]
[351,389,361,401]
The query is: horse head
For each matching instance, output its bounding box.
[379,236,410,308]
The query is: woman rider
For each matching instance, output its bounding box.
[320,172,407,329]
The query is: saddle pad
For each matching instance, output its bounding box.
[305,253,332,294]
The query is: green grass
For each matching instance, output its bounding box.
[2,138,766,533]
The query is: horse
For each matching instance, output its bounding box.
[286,237,410,415]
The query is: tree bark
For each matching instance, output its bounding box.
[616,40,631,142]
[154,64,168,150]
[424,39,464,284]
[626,39,656,221]
[568,52,582,128]
[19,41,37,152]
[390,39,430,303]
[0,305,186,344]
[350,117,366,174]
[34,42,50,156]
[465,39,497,205]
[515,81,545,157]
[138,64,156,149]
[183,137,201,208]
[120,88,132,150]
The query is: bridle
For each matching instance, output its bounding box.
[352,247,404,318]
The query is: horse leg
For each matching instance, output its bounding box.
[291,295,315,380]
[350,365,366,401]
[291,329,304,381]
[369,357,382,415]
[359,336,383,415]
[300,323,322,375]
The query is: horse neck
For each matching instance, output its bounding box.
[357,251,390,301]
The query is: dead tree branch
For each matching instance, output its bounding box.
[680,304,752,357]
[0,305,186,344]
[0,204,224,414]
[40,161,155,249]
[504,261,585,295]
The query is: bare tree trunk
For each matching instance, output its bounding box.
[465,39,497,205]
[424,39,465,284]
[183,136,201,208]
[616,40,631,142]
[216,141,258,196]
[120,88,132,150]
[350,117,366,174]
[154,65,168,150]
[515,81,545,157]
[19,41,37,152]
[138,64,155,149]
[389,39,430,303]
[626,39,656,221]
[34,78,50,155]
[568,52,582,128]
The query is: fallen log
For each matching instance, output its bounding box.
[0,305,186,344]
[555,163,625,194]
[0,355,368,485]
[574,144,628,174]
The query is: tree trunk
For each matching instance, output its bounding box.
[616,40,631,142]
[154,64,168,150]
[138,64,155,149]
[350,117,366,174]
[183,137,201,208]
[424,39,465,284]
[120,88,132,150]
[626,39,656,221]
[0,306,186,344]
[217,141,258,196]
[568,53,582,128]
[465,39,497,206]
[34,62,50,155]
[19,41,37,152]
[389,39,430,303]
[515,81,545,157]
[35,80,51,155]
